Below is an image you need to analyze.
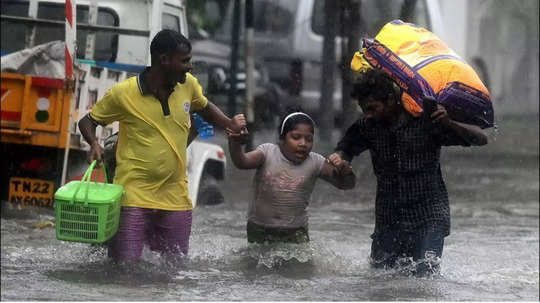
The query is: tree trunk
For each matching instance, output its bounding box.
[228,0,241,117]
[244,0,255,151]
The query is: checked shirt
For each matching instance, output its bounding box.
[336,115,470,237]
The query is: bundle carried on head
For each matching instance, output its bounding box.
[351,20,494,129]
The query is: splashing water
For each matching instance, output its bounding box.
[1,114,538,301]
[243,242,314,268]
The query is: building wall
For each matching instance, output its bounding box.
[437,0,467,58]
[439,0,539,115]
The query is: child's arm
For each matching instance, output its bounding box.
[319,155,356,190]
[227,131,265,169]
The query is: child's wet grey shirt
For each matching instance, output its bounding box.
[248,143,326,229]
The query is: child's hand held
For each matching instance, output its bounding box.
[327,152,343,167]
[230,114,247,133]
[227,127,249,145]
[338,160,353,175]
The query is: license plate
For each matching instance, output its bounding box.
[8,177,55,207]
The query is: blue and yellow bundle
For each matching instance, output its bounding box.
[351,20,494,128]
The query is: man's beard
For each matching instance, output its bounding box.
[166,70,186,86]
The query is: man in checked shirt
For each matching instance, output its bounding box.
[328,68,488,276]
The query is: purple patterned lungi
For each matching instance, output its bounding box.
[107,207,192,261]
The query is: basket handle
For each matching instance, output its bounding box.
[70,160,108,205]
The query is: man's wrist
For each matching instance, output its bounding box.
[337,150,353,162]
[441,118,455,128]
[228,119,241,133]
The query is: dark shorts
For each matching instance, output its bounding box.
[107,207,192,262]
[246,221,309,244]
[370,229,445,276]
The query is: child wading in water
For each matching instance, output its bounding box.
[227,108,356,244]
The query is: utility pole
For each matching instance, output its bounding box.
[61,0,76,186]
[341,0,361,134]
[228,0,241,117]
[244,0,255,150]
[319,0,338,142]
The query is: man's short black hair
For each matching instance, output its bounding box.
[351,68,401,105]
[150,29,191,61]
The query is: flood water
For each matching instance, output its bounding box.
[1,114,538,301]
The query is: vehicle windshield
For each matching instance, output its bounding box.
[205,0,429,42]
[209,0,301,43]
[311,0,430,37]
[1,1,118,61]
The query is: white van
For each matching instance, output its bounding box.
[1,0,225,207]
[211,0,445,122]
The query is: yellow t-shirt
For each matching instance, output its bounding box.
[90,72,208,210]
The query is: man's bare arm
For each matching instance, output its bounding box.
[198,102,232,130]
[432,105,488,146]
[198,102,247,134]
[78,114,104,164]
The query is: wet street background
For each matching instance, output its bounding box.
[1,113,538,301]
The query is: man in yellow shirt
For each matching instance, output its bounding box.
[78,29,246,262]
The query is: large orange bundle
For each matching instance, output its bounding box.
[351,20,494,128]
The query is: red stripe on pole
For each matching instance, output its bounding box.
[65,47,73,79]
[65,0,73,26]
[32,76,65,89]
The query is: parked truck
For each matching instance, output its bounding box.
[1,0,226,208]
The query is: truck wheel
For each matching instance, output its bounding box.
[197,174,224,205]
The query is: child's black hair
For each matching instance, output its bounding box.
[351,68,401,105]
[150,29,191,65]
[277,106,315,139]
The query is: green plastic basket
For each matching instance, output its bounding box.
[54,160,125,243]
